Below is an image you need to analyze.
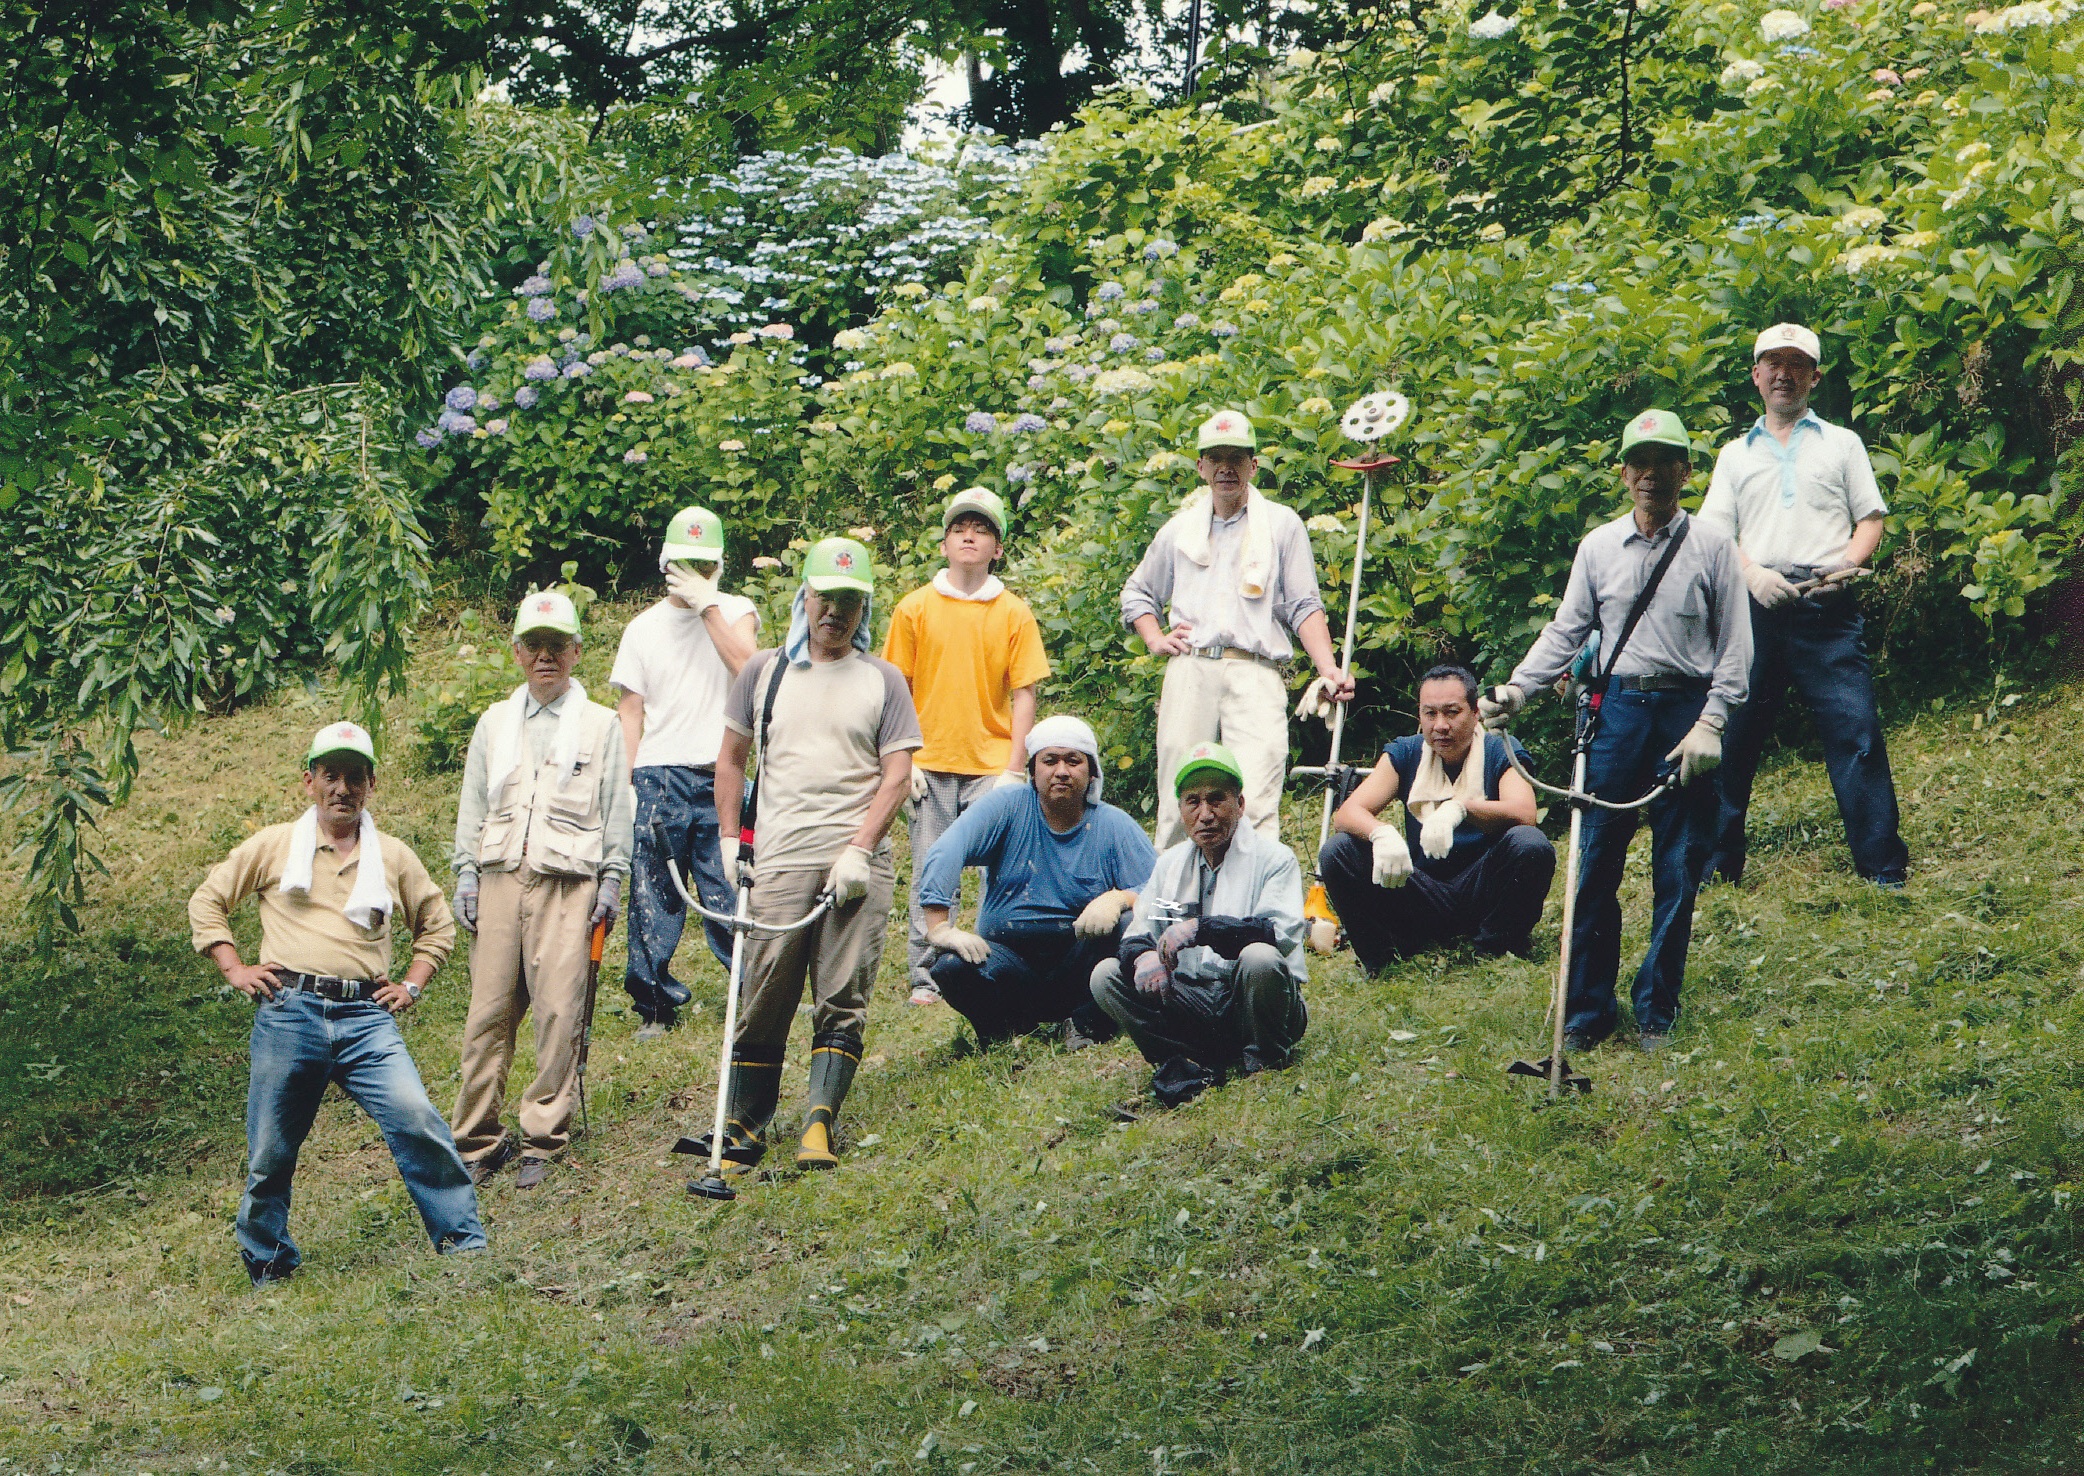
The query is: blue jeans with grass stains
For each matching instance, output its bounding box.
[239,990,485,1281]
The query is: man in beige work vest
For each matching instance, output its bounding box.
[451,590,634,1189]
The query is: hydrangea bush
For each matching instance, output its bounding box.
[417,0,2084,829]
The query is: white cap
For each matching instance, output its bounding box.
[1025,714,1105,803]
[1753,322,1821,363]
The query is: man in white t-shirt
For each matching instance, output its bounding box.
[1698,324,1909,888]
[610,506,761,1039]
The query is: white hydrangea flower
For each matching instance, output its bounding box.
[967,295,1001,313]
[1479,223,1508,241]
[1976,0,2074,30]
[1838,244,1902,275]
[1760,9,1810,40]
[1305,514,1344,533]
[1834,206,1887,235]
[1360,217,1406,242]
[1298,176,1338,199]
[1368,81,1398,105]
[1746,75,1783,97]
[833,328,870,352]
[1898,230,1942,248]
[1092,368,1157,396]
[1720,57,1765,86]
[1469,10,1519,38]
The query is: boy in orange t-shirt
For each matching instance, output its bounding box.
[884,487,1052,1005]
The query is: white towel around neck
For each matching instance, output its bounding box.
[932,569,1005,603]
[1403,736,1491,826]
[278,806,395,932]
[1170,486,1274,599]
[483,680,590,804]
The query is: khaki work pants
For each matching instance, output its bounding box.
[452,868,598,1162]
[1152,654,1288,850]
[734,856,897,1054]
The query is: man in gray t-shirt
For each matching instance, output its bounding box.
[687,537,921,1181]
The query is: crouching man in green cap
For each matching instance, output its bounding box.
[1479,410,1750,1055]
[1089,741,1309,1107]
[450,590,634,1190]
[696,537,922,1175]
[189,722,483,1284]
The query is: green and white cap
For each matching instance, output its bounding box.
[803,537,875,595]
[1619,408,1692,457]
[514,589,582,637]
[662,505,724,562]
[307,720,377,770]
[943,486,1007,538]
[1173,740,1246,795]
[1196,409,1257,452]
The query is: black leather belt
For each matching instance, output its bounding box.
[1613,673,1709,694]
[280,971,378,1001]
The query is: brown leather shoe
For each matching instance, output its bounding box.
[514,1155,553,1189]
[466,1138,514,1188]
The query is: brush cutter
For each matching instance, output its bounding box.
[1288,390,1411,954]
[1500,697,1678,1101]
[654,818,833,1201]
[575,916,608,1137]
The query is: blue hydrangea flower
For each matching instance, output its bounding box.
[485,418,509,435]
[438,412,477,436]
[1173,313,1202,329]
[524,356,557,381]
[415,428,442,450]
[466,350,487,371]
[514,386,540,409]
[1144,240,1179,260]
[1110,333,1139,354]
[1027,375,1048,390]
[563,362,591,379]
[478,394,500,412]
[602,262,646,292]
[1096,282,1125,301]
[1009,413,1048,434]
[1210,321,1240,339]
[527,297,558,322]
[1144,347,1166,362]
[1007,464,1032,483]
[521,274,552,295]
[445,385,477,412]
[964,411,999,434]
[571,214,596,239]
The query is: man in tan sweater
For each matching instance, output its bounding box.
[189,721,482,1286]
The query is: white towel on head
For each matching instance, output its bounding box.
[278,806,395,933]
[1169,486,1274,599]
[1402,737,1491,826]
[483,680,591,804]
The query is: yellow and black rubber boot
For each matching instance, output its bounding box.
[796,1030,862,1170]
[678,1050,783,1171]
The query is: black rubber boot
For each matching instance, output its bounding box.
[796,1030,862,1170]
[674,1051,783,1170]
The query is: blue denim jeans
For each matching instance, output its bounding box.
[240,990,485,1281]
[1567,689,1719,1043]
[928,922,1122,1045]
[1711,597,1909,885]
[627,765,737,1023]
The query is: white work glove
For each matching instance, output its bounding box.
[1294,675,1338,727]
[926,920,991,965]
[1369,822,1413,889]
[664,562,720,614]
[1417,800,1465,861]
[909,767,930,805]
[1478,684,1525,732]
[1742,560,1798,609]
[1665,715,1725,786]
[719,834,745,886]
[589,873,621,930]
[824,844,874,906]
[1073,890,1129,939]
[993,769,1027,791]
[454,871,479,934]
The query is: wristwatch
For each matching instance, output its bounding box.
[405,982,423,1002]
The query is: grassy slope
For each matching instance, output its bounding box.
[1,603,2080,1475]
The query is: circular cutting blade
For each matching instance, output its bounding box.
[1340,390,1411,443]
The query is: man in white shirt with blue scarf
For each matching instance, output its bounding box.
[1699,323,1909,888]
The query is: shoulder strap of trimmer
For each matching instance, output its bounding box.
[741,653,788,855]
[1593,516,1690,703]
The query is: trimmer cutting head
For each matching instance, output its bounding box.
[687,1173,737,1202]
[1340,390,1410,442]
[1507,1056,1593,1095]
